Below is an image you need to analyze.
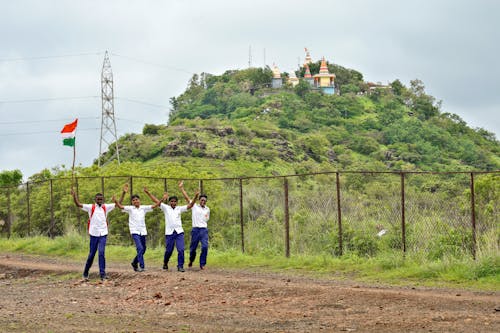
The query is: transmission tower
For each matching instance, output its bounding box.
[98,51,120,167]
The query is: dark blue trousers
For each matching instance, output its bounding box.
[164,231,185,268]
[189,227,209,267]
[131,234,147,269]
[84,235,107,278]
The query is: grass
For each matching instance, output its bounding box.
[0,234,498,291]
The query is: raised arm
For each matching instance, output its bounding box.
[144,186,164,206]
[113,195,124,209]
[187,190,200,209]
[118,183,129,204]
[70,188,83,208]
[178,180,191,203]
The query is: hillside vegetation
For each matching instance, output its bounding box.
[97,62,500,177]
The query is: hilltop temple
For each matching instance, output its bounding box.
[271,63,283,89]
[313,57,336,95]
[272,48,336,95]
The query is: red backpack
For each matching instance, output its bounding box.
[87,204,107,232]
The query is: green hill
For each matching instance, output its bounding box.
[98,62,499,177]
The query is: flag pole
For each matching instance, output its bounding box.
[61,118,78,190]
[71,141,76,190]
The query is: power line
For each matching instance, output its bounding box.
[0,96,170,113]
[110,52,194,75]
[0,96,99,104]
[116,117,149,125]
[116,97,169,109]
[0,117,98,125]
[0,52,103,62]
[0,128,99,137]
[0,96,169,109]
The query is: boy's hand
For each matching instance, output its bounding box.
[123,183,129,193]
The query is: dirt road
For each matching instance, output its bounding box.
[0,253,498,332]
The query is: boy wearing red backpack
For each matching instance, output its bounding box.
[71,188,116,281]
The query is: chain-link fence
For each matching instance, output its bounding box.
[1,171,498,259]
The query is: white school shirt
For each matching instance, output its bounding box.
[191,204,210,228]
[160,203,188,235]
[82,203,116,237]
[122,205,153,235]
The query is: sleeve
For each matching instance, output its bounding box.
[122,206,132,213]
[160,202,167,212]
[179,205,188,213]
[105,203,116,213]
[143,205,154,213]
[81,204,92,214]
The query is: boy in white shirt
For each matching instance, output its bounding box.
[71,188,116,281]
[114,184,161,272]
[179,181,210,270]
[149,188,199,272]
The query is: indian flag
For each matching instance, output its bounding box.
[61,119,78,147]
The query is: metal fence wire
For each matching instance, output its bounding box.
[0,171,498,259]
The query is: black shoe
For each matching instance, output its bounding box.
[200,266,205,270]
[163,264,168,271]
[131,262,138,272]
[82,273,89,281]
[137,267,145,272]
[177,267,185,272]
[100,275,109,281]
[188,261,193,268]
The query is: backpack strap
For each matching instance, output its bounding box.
[87,204,109,232]
[102,204,108,226]
[87,204,96,232]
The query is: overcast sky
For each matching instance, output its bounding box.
[1,0,499,180]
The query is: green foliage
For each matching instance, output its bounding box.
[293,79,311,97]
[0,169,23,187]
[139,64,500,174]
[427,225,473,260]
[142,124,163,135]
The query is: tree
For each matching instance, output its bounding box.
[294,79,311,98]
[0,169,23,187]
[390,79,404,96]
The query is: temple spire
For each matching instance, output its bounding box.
[304,47,312,66]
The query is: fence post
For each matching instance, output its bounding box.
[199,179,204,194]
[129,176,133,204]
[163,178,167,192]
[239,178,245,253]
[470,172,477,260]
[336,172,343,256]
[7,188,11,238]
[26,182,31,236]
[76,178,82,234]
[49,179,55,238]
[400,172,406,254]
[101,177,105,198]
[284,177,290,258]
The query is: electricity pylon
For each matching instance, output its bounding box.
[98,51,120,167]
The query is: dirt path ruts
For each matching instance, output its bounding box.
[0,253,498,332]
